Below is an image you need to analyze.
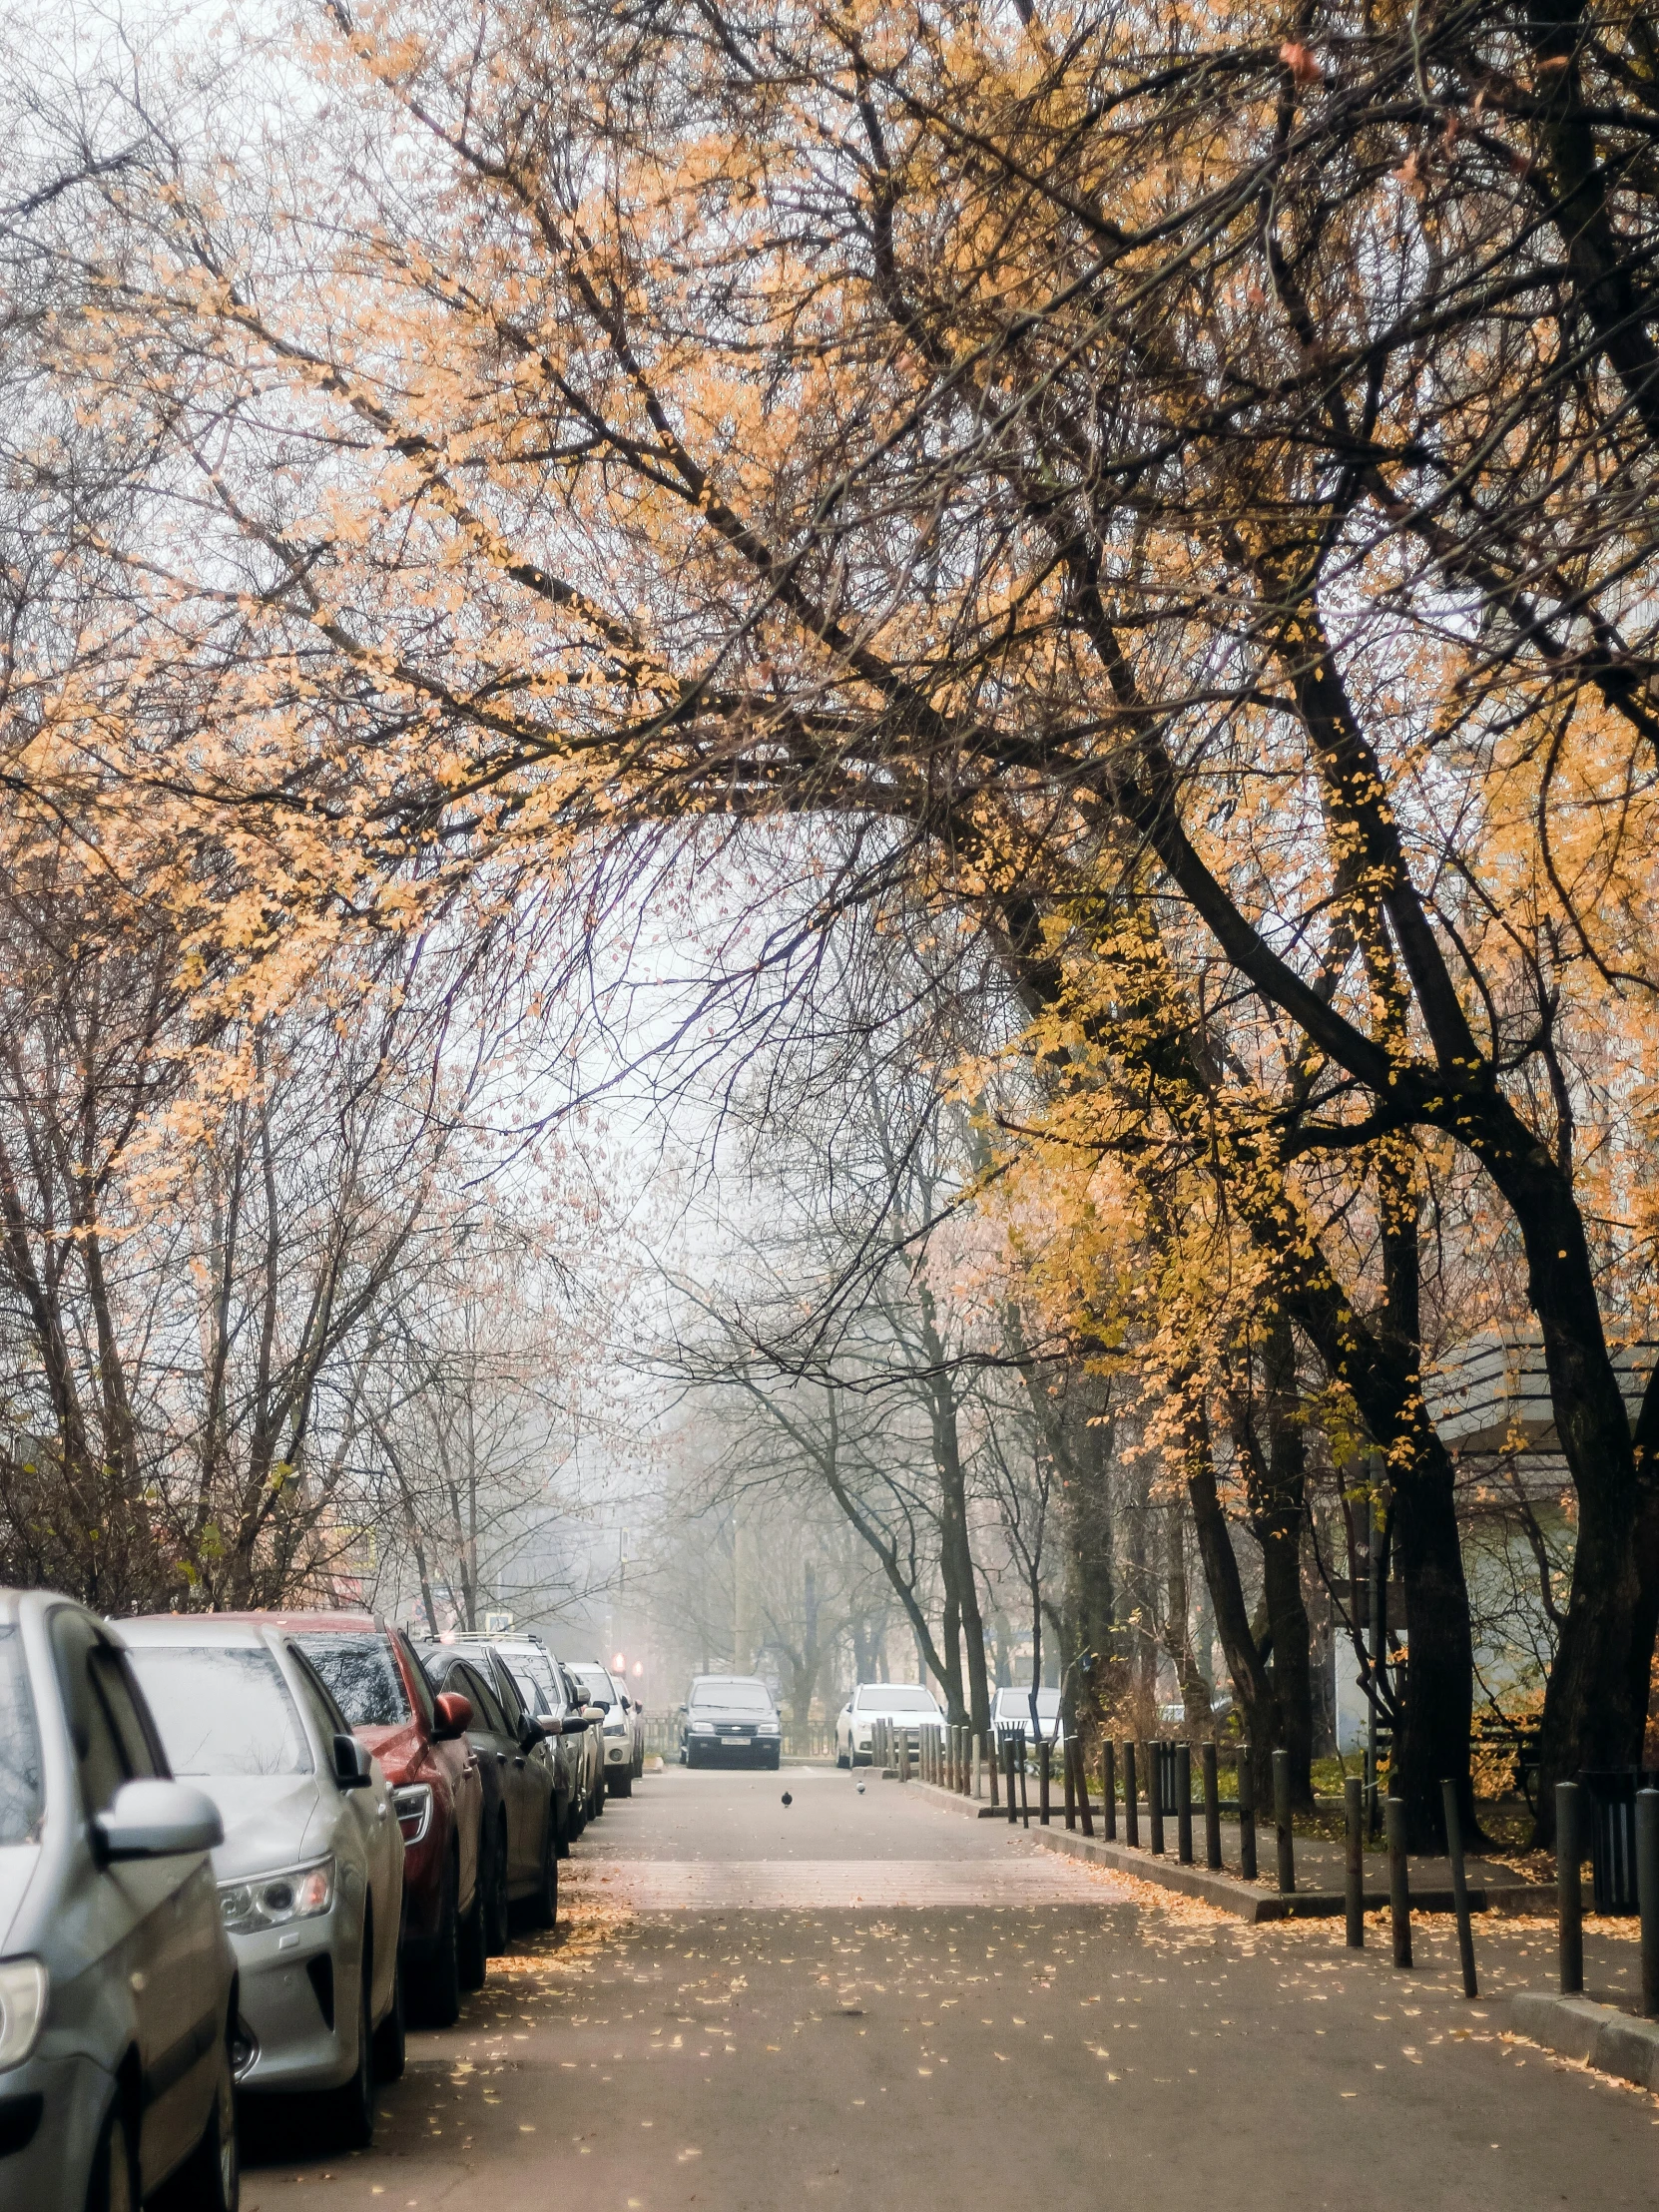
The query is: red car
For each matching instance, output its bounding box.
[225,1612,485,2025]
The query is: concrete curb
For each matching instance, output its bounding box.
[904,1780,1553,1923]
[1509,1990,1659,2091]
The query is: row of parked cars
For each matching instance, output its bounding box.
[0,1586,646,2210]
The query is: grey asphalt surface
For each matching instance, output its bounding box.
[240,1764,1659,2211]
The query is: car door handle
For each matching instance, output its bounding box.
[496,1751,506,1764]
[513,1756,526,1768]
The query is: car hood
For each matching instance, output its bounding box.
[188,1774,327,1880]
[0,1844,41,1954]
[854,1705,940,1723]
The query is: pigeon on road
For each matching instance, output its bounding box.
[781,1791,793,1807]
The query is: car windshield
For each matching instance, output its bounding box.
[0,1624,44,1844]
[292,1633,410,1728]
[691,1681,772,1713]
[127,1645,312,1776]
[570,1666,614,1708]
[856,1685,936,1712]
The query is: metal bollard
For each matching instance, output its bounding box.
[1441,1779,1477,1998]
[1147,1741,1165,1855]
[1018,1731,1030,1827]
[987,1731,999,1809]
[898,1728,910,1784]
[973,1731,983,1802]
[1203,1743,1221,1871]
[1063,1739,1076,1830]
[1123,1741,1139,1849]
[1637,1789,1659,2018]
[1005,1733,1018,1826]
[1038,1735,1051,1826]
[1177,1743,1194,1865]
[1385,1795,1412,1968]
[1557,1781,1583,1994]
[1273,1748,1296,1894]
[1103,1741,1118,1843]
[1345,1774,1365,1947]
[1238,1747,1257,1881]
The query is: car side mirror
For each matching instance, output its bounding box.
[333,1733,373,1789]
[93,1779,223,1865]
[558,1713,596,1735]
[432,1691,472,1741]
[580,1702,606,1722]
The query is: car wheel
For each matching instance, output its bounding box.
[484,1820,510,1955]
[836,1747,848,1769]
[168,2025,239,2211]
[372,1948,406,2083]
[326,1954,375,2152]
[528,1817,559,1931]
[87,2098,138,2212]
[767,1748,781,1771]
[607,1768,632,1798]
[414,1852,461,2028]
[457,1858,488,1992]
[554,1803,572,1860]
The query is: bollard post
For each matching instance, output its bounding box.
[1077,1740,1095,1838]
[1018,1730,1030,1828]
[1005,1733,1018,1826]
[988,1731,999,1809]
[1637,1789,1659,2018]
[1345,1775,1365,1947]
[973,1731,983,1802]
[1203,1743,1222,1871]
[1038,1733,1051,1827]
[1123,1742,1139,1849]
[1238,1748,1257,1881]
[1557,1781,1583,1994]
[1177,1743,1194,1865]
[962,1726,971,1795]
[898,1727,910,1784]
[1385,1795,1412,1969]
[1103,1741,1118,1843]
[1147,1742,1165,1856]
[1063,1738,1076,1830]
[1441,1780,1477,1998]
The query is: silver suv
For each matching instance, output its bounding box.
[0,1588,239,2211]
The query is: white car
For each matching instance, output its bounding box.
[992,1685,1064,1745]
[834,1683,943,1767]
[566,1662,643,1797]
[123,1617,405,2148]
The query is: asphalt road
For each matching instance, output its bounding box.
[240,1763,1659,2212]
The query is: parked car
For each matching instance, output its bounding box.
[558,1659,607,1822]
[0,1588,239,2212]
[123,1615,405,2148]
[435,1634,593,1859]
[566,1661,642,1797]
[251,1614,484,2025]
[834,1682,943,1767]
[678,1676,782,1768]
[992,1686,1064,1746]
[415,1646,558,1944]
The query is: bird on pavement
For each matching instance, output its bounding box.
[781,1791,793,1807]
[856,1784,865,1795]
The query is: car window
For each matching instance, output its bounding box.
[506,1663,554,1718]
[488,1659,529,1732]
[127,1644,313,1777]
[690,1681,772,1713]
[860,1685,936,1713]
[294,1632,411,1729]
[286,1649,352,1748]
[393,1631,437,1728]
[51,1609,160,1814]
[456,1663,508,1735]
[570,1666,614,1708]
[0,1624,44,1844]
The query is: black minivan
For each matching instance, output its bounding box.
[678,1675,783,1768]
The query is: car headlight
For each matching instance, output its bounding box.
[758,1723,780,1736]
[391,1782,433,1846]
[219,1857,334,1935]
[603,1715,626,1735]
[690,1722,715,1735]
[0,1958,47,2071]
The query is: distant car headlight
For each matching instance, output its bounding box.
[391,1783,434,1846]
[758,1723,780,1736]
[603,1714,626,1735]
[690,1722,716,1735]
[220,1857,334,1936]
[0,1958,47,2071]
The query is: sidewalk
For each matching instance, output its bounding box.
[902,1777,1551,1921]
